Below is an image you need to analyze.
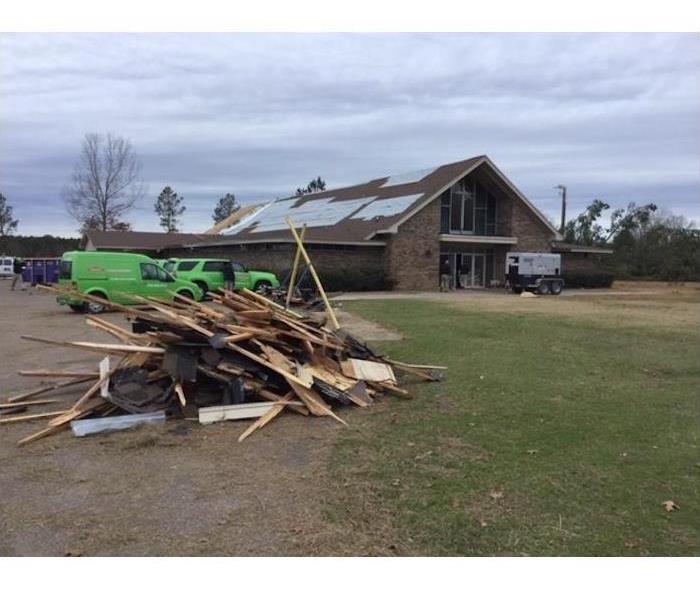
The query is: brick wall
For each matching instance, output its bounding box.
[386,198,441,291]
[173,242,386,287]
[510,199,555,252]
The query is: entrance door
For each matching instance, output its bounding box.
[472,254,485,288]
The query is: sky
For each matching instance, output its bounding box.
[1,33,698,236]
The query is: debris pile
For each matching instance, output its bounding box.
[1,287,444,446]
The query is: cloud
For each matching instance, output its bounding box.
[1,32,698,236]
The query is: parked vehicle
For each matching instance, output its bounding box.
[164,258,280,295]
[0,256,15,278]
[505,252,564,295]
[57,251,203,313]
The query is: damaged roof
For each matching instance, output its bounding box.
[84,230,221,251]
[210,155,558,245]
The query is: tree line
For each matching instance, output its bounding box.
[563,199,699,281]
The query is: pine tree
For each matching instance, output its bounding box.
[212,193,240,224]
[295,176,326,196]
[0,192,19,236]
[154,186,186,232]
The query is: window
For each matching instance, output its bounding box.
[59,260,72,279]
[155,266,173,282]
[232,262,246,272]
[202,261,227,272]
[140,263,159,280]
[440,191,450,233]
[176,260,198,272]
[442,176,498,236]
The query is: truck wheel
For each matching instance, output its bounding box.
[193,281,208,295]
[512,286,522,294]
[86,293,108,314]
[69,303,87,313]
[536,281,550,295]
[254,280,272,294]
[550,280,563,295]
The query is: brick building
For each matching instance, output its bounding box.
[182,155,563,290]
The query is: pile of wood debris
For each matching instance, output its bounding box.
[1,287,444,446]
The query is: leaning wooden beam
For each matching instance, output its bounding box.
[286,217,340,330]
[18,370,100,378]
[6,375,97,403]
[226,342,312,389]
[20,336,164,355]
[0,398,72,409]
[0,410,67,425]
[238,401,288,442]
[204,202,263,235]
[285,223,306,309]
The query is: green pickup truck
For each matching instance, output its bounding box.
[57,251,204,313]
[163,258,280,295]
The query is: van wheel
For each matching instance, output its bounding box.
[86,293,108,314]
[69,303,87,313]
[536,281,550,295]
[174,289,194,305]
[512,286,522,294]
[254,280,272,294]
[550,280,563,295]
[193,281,208,294]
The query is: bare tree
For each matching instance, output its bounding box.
[0,192,19,236]
[64,133,144,232]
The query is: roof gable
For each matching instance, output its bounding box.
[215,154,560,244]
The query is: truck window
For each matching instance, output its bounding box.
[140,263,159,280]
[177,260,198,272]
[59,260,72,279]
[232,262,245,272]
[202,261,227,272]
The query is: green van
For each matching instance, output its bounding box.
[57,251,203,313]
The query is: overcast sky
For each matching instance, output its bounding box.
[1,33,698,236]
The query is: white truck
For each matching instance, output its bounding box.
[0,256,15,278]
[505,252,564,295]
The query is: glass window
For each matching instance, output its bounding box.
[59,260,72,279]
[140,263,159,280]
[202,261,227,272]
[486,193,497,235]
[450,190,461,231]
[176,260,198,272]
[155,266,173,282]
[232,263,245,272]
[462,189,474,232]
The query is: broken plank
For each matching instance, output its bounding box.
[238,402,287,442]
[0,410,67,424]
[6,375,97,403]
[199,401,278,425]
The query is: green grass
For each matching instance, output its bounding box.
[327,299,700,556]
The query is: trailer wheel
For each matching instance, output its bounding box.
[536,281,550,295]
[550,280,563,295]
[512,286,522,294]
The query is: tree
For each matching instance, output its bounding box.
[0,192,19,236]
[63,133,144,232]
[562,199,610,245]
[295,176,326,196]
[154,186,185,232]
[212,193,240,224]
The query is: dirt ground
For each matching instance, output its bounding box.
[0,282,393,556]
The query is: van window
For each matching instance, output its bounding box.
[177,260,198,272]
[3,258,12,266]
[140,263,159,280]
[202,261,227,272]
[59,260,72,279]
[155,266,173,282]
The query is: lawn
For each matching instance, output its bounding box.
[326,295,699,556]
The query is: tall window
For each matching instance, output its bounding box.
[440,176,497,235]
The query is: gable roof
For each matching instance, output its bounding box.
[84,230,221,252]
[212,155,559,246]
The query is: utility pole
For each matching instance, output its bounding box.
[555,185,567,232]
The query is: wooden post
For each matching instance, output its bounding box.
[285,224,306,309]
[286,217,340,330]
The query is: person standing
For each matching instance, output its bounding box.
[10,257,24,291]
[222,260,236,292]
[439,257,451,292]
